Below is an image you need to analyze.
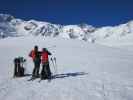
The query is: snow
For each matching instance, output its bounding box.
[0,14,133,47]
[0,36,133,100]
[0,14,133,100]
[92,21,133,46]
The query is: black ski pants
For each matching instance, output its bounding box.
[32,60,41,77]
[41,62,51,79]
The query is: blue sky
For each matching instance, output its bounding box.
[0,0,133,26]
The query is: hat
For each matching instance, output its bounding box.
[34,45,38,49]
[42,48,47,51]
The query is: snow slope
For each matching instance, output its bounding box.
[91,21,133,46]
[0,36,133,100]
[0,14,133,46]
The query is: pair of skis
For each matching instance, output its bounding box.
[28,76,52,83]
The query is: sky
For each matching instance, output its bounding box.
[0,0,133,27]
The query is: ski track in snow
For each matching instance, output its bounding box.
[0,36,133,100]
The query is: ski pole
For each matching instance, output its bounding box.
[51,57,56,75]
[53,57,58,74]
[52,57,57,75]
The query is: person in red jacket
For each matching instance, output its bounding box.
[29,45,41,78]
[41,48,52,79]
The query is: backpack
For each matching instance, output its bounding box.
[13,57,26,77]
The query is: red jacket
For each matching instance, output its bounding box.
[29,50,36,60]
[41,51,48,63]
[41,50,51,63]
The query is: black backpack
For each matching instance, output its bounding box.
[13,57,26,77]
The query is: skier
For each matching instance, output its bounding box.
[41,48,52,80]
[29,45,41,78]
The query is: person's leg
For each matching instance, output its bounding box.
[41,64,44,79]
[36,62,40,77]
[32,61,36,77]
[34,62,39,77]
[46,63,51,78]
[43,63,51,79]
[41,64,47,79]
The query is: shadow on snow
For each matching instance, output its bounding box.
[18,72,88,80]
[52,72,88,79]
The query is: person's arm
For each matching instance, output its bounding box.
[29,51,32,57]
[47,50,52,55]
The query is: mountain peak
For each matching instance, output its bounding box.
[0,14,14,22]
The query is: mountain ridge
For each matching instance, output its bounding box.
[0,14,133,46]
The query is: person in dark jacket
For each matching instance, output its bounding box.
[29,45,41,77]
[41,48,52,79]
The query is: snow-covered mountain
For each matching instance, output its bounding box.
[0,14,133,46]
[0,14,95,39]
[0,14,17,38]
[90,21,133,46]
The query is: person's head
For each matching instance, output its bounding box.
[42,48,47,52]
[34,45,38,51]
